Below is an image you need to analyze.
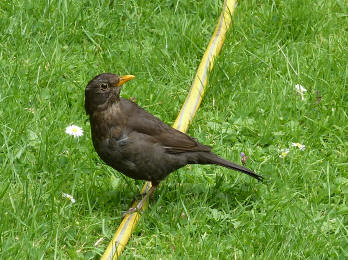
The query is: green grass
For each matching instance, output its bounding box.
[1,0,347,258]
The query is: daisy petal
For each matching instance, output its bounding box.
[291,142,306,150]
[62,193,76,203]
[279,149,290,158]
[295,84,307,101]
[65,125,83,137]
[295,84,307,93]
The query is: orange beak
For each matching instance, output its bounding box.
[116,75,135,87]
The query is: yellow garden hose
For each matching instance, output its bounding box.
[101,0,237,259]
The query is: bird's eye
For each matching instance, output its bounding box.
[100,83,108,89]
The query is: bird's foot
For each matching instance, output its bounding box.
[122,193,149,216]
[122,207,139,216]
[122,184,158,217]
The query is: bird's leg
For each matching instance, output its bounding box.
[122,182,158,216]
[147,181,158,197]
[133,183,157,210]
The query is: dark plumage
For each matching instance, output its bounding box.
[85,73,263,193]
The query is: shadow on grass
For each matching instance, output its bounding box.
[151,179,262,211]
[79,166,262,217]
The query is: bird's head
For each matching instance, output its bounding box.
[84,73,135,115]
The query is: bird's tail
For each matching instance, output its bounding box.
[200,152,263,181]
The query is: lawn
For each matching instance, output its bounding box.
[1,0,347,259]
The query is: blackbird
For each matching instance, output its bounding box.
[85,73,263,197]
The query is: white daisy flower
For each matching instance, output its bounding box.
[291,142,306,150]
[62,193,76,203]
[295,84,307,100]
[65,125,83,137]
[279,149,290,158]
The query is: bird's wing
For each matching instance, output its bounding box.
[156,128,212,154]
[124,99,211,154]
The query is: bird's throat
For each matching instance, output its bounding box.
[90,102,124,141]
